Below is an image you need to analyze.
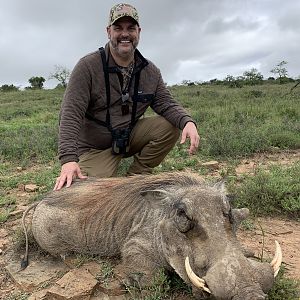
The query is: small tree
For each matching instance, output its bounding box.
[224,75,235,84]
[270,61,288,83]
[243,68,263,85]
[223,75,243,88]
[181,79,194,86]
[28,76,45,89]
[49,65,71,88]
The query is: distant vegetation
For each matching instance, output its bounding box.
[176,61,298,88]
[0,64,71,91]
[0,60,298,91]
[48,65,71,88]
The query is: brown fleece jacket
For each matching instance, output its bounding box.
[58,44,195,165]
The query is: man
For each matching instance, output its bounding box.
[54,3,199,191]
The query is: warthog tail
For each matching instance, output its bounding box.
[20,201,40,270]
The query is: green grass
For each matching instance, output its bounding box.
[0,89,61,165]
[1,83,299,165]
[268,268,300,300]
[125,269,172,300]
[98,261,114,283]
[0,162,60,223]
[230,162,300,218]
[171,84,300,158]
[5,292,30,300]
[0,163,60,191]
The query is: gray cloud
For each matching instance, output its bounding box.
[0,0,299,89]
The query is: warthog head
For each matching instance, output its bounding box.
[140,175,281,299]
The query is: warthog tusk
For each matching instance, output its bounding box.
[270,240,282,277]
[185,257,211,293]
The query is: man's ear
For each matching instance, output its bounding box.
[106,26,111,39]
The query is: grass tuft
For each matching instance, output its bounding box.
[230,163,300,218]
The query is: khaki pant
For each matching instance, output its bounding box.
[79,116,180,177]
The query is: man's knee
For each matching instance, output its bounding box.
[79,148,120,178]
[152,116,180,141]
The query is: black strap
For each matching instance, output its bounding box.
[99,47,112,130]
[131,71,140,128]
[85,46,141,131]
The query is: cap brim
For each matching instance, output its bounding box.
[110,15,139,26]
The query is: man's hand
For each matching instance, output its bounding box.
[53,162,87,191]
[180,122,200,155]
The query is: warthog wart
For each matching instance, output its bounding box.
[22,172,282,299]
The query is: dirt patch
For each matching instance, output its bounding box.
[237,217,300,280]
[234,149,300,176]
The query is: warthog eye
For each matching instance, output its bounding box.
[174,207,194,233]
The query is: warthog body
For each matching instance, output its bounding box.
[29,172,276,299]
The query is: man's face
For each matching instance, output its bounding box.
[107,17,141,59]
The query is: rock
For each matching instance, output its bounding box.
[9,209,24,217]
[24,184,39,192]
[28,290,49,300]
[16,167,23,172]
[235,161,256,175]
[19,193,29,197]
[82,261,103,277]
[18,184,25,191]
[201,161,219,170]
[0,238,8,249]
[46,268,98,300]
[91,291,128,300]
[0,228,8,238]
[5,257,69,292]
[9,205,30,217]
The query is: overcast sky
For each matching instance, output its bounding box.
[1,0,300,88]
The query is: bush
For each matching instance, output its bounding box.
[0,84,19,92]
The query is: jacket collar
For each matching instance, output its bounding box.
[104,43,148,74]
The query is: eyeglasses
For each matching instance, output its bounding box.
[121,92,130,115]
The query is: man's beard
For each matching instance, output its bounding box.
[110,39,138,58]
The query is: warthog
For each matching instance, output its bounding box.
[22,172,282,299]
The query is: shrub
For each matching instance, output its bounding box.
[0,84,19,92]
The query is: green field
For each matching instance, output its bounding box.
[0,83,299,299]
[1,84,299,165]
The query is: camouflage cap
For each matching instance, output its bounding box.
[108,3,139,26]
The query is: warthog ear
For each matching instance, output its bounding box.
[231,208,250,225]
[213,180,227,194]
[140,189,172,206]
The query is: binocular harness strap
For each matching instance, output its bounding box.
[85,47,140,132]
